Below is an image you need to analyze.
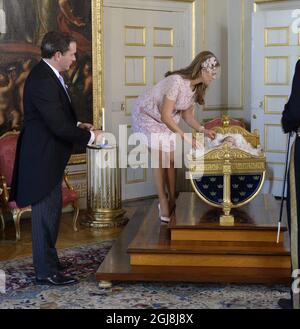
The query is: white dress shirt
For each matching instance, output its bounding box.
[42,59,95,144]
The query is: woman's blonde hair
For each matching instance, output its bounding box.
[165,51,220,105]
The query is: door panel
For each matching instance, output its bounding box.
[104,3,191,200]
[252,10,298,196]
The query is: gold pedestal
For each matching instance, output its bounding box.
[82,145,128,229]
[221,160,234,226]
[220,215,235,226]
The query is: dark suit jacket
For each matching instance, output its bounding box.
[282,60,300,134]
[10,60,90,208]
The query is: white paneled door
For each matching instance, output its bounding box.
[252,10,299,196]
[104,1,192,200]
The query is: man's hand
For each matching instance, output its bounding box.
[93,129,103,144]
[78,123,94,131]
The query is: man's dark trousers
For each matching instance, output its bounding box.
[31,180,62,278]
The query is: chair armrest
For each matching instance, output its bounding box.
[63,171,74,191]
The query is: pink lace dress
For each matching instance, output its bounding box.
[131,75,195,152]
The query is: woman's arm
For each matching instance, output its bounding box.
[161,96,200,147]
[161,96,185,137]
[182,106,203,131]
[182,106,216,140]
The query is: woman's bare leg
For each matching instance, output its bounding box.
[153,149,169,217]
[166,151,177,213]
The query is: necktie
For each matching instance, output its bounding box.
[58,75,71,102]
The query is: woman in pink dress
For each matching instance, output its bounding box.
[132,51,219,222]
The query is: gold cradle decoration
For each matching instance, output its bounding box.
[188,118,266,226]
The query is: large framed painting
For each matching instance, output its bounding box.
[0,0,103,164]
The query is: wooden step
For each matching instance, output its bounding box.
[128,211,289,256]
[128,193,290,269]
[130,254,290,268]
[171,229,284,242]
[131,240,289,256]
[96,193,291,284]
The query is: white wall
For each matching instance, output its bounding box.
[71,0,300,204]
[196,0,300,126]
[197,0,246,125]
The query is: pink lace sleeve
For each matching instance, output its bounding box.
[165,75,181,101]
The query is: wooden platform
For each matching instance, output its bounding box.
[169,193,287,242]
[96,193,291,284]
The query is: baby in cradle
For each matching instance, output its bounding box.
[204,133,262,156]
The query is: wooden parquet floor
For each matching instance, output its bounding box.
[0,198,154,261]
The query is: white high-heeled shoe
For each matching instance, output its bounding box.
[158,204,171,223]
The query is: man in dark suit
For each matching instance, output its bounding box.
[280,60,300,309]
[10,31,102,286]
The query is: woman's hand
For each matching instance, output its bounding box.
[184,135,202,149]
[204,129,216,140]
[192,138,202,149]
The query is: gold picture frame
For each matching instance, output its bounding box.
[0,0,104,166]
[69,0,104,164]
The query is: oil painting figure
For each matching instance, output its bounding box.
[0,0,93,154]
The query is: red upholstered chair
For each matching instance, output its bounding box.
[0,186,4,231]
[0,132,80,240]
[0,132,29,238]
[204,115,246,130]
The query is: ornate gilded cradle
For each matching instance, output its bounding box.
[188,119,266,226]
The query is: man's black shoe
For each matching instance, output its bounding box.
[36,273,78,286]
[278,298,293,309]
[57,261,73,272]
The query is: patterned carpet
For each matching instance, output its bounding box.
[0,241,290,309]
